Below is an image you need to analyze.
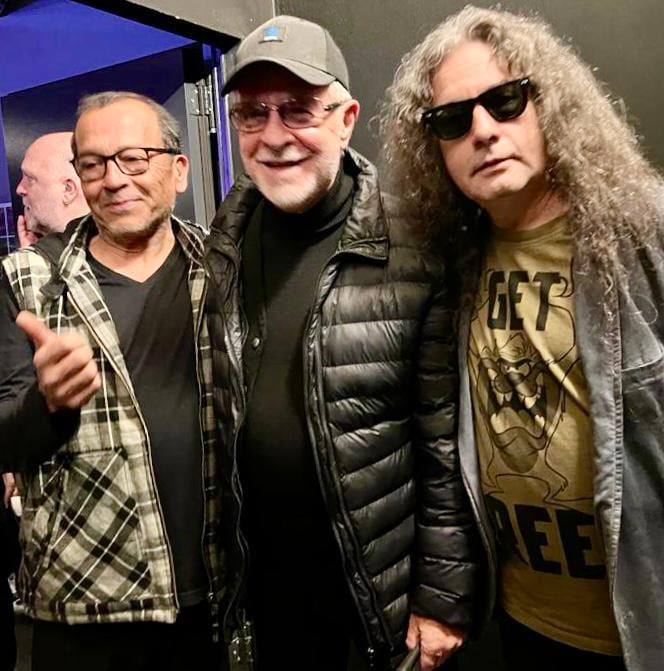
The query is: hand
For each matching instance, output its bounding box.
[2,473,18,507]
[406,614,466,671]
[16,311,101,412]
[16,214,40,248]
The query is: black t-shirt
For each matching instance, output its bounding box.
[88,242,207,607]
[1,268,83,474]
[240,166,354,586]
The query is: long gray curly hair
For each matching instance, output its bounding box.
[378,5,662,289]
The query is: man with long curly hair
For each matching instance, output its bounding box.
[380,6,664,671]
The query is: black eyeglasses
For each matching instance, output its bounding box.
[421,77,532,140]
[71,147,180,182]
[229,97,346,133]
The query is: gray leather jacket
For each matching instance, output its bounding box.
[458,234,664,670]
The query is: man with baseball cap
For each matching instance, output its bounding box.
[207,15,480,671]
[221,15,350,94]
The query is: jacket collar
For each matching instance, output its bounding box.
[56,214,205,280]
[337,148,388,258]
[208,148,389,261]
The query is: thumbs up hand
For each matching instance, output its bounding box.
[16,311,101,412]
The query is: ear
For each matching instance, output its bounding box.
[62,178,78,206]
[339,99,360,150]
[173,154,190,194]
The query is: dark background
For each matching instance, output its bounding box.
[278,0,664,169]
[2,0,663,202]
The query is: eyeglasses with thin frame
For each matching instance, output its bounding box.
[71,147,181,182]
[421,78,532,141]
[229,96,347,133]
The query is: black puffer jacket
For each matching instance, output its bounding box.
[205,150,480,658]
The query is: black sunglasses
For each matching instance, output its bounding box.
[421,77,531,140]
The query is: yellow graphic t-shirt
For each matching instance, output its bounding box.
[468,217,621,654]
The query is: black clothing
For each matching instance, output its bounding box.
[499,612,627,671]
[31,602,223,671]
[241,165,353,403]
[241,167,352,569]
[1,477,18,671]
[206,150,480,659]
[248,562,366,671]
[0,577,14,671]
[0,479,20,580]
[88,243,207,606]
[0,272,79,473]
[0,218,96,475]
[240,168,357,668]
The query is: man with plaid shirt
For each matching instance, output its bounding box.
[0,92,223,671]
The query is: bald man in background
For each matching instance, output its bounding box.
[15,132,89,247]
[6,131,89,509]
[3,133,90,628]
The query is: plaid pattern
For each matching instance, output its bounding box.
[1,216,221,624]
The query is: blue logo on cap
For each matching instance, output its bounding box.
[260,25,284,43]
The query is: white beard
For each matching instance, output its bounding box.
[250,149,341,214]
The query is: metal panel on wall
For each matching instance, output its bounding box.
[76,0,275,42]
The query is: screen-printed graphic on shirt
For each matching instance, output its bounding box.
[468,217,621,654]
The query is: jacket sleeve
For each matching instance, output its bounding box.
[0,271,79,473]
[410,270,481,629]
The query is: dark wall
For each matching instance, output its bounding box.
[278,0,664,168]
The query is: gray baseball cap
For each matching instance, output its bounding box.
[222,15,349,95]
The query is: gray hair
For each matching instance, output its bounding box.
[378,5,663,290]
[328,80,351,100]
[73,91,182,154]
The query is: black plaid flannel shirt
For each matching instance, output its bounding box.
[1,216,222,624]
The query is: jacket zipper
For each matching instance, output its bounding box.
[192,279,221,643]
[214,236,392,654]
[68,292,181,614]
[213,252,252,638]
[224,425,250,635]
[303,248,393,660]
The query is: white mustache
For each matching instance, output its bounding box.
[256,148,308,163]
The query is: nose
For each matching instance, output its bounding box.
[258,109,294,149]
[16,177,27,197]
[471,103,500,148]
[101,157,130,190]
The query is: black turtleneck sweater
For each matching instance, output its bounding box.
[240,164,354,582]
